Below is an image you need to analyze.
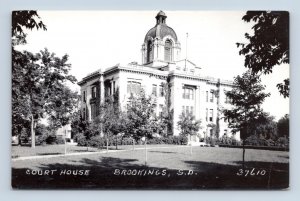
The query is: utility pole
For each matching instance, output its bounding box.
[185,32,188,70]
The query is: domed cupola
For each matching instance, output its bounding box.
[141,11,181,67]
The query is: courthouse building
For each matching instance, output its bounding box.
[78,11,240,143]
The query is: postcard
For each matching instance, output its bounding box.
[11,10,289,189]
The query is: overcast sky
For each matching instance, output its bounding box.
[15,11,289,120]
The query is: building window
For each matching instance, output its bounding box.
[190,106,194,115]
[209,109,214,122]
[82,108,86,120]
[224,91,231,104]
[91,86,97,98]
[206,91,208,102]
[152,84,157,96]
[159,85,164,97]
[127,81,141,96]
[113,81,116,94]
[206,108,208,121]
[210,90,214,102]
[182,106,185,114]
[159,104,163,117]
[164,39,172,62]
[186,106,189,114]
[147,40,153,63]
[83,91,86,103]
[183,86,194,99]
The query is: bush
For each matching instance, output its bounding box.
[276,137,289,148]
[36,134,48,145]
[244,135,289,148]
[45,135,57,144]
[55,136,65,144]
[74,133,88,146]
[89,135,105,148]
[75,134,189,147]
[121,137,134,145]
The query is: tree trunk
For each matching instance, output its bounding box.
[115,135,118,150]
[31,115,35,148]
[18,134,21,146]
[132,138,135,150]
[145,138,147,166]
[242,140,245,171]
[190,134,193,155]
[64,137,67,155]
[106,135,108,153]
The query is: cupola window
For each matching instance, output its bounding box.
[147,40,153,63]
[164,39,172,62]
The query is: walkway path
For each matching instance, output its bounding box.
[11,145,187,161]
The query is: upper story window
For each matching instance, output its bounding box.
[159,85,164,97]
[182,87,194,100]
[91,86,97,99]
[206,91,208,102]
[210,90,214,103]
[83,91,86,103]
[209,109,214,122]
[152,84,157,97]
[147,40,153,63]
[127,81,141,96]
[164,39,172,62]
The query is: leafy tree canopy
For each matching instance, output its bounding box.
[277,114,289,138]
[126,90,157,141]
[237,11,289,97]
[177,112,201,137]
[223,70,270,140]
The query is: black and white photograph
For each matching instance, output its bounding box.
[11,10,289,189]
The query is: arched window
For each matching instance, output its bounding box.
[164,39,172,62]
[147,40,153,63]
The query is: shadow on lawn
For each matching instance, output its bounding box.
[149,151,176,154]
[12,156,289,189]
[37,153,62,156]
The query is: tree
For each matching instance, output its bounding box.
[125,90,158,142]
[177,112,201,154]
[252,114,277,140]
[277,114,289,138]
[223,70,270,166]
[237,11,289,97]
[12,11,47,140]
[12,49,77,148]
[12,11,47,46]
[47,86,80,130]
[93,94,127,150]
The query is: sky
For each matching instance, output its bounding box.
[15,11,289,120]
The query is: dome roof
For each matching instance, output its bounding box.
[144,11,178,42]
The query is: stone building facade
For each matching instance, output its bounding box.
[78,11,240,143]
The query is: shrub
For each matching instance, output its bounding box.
[55,136,65,144]
[179,135,188,145]
[121,137,134,145]
[276,136,289,148]
[244,135,260,146]
[36,134,48,145]
[45,135,57,144]
[74,133,87,146]
[89,135,105,148]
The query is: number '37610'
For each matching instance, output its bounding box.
[236,168,266,177]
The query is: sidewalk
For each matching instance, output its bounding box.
[11,145,186,161]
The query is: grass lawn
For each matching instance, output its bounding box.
[11,146,289,189]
